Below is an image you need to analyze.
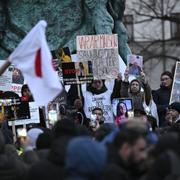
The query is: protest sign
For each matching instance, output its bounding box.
[77,34,119,79]
[170,62,180,104]
[127,54,143,77]
[0,98,30,122]
[0,61,12,91]
[8,102,40,126]
[52,47,72,81]
[62,61,93,85]
[112,98,134,121]
[8,65,24,95]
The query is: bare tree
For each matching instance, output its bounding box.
[124,0,180,88]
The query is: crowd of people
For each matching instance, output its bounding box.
[0,67,180,180]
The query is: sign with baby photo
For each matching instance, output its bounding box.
[127,54,143,77]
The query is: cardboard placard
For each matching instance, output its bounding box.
[77,34,119,79]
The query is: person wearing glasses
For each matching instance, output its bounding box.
[152,71,173,126]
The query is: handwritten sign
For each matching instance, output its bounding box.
[77,34,119,79]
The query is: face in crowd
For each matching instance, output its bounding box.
[22,87,32,97]
[92,108,103,123]
[161,75,172,88]
[125,137,147,167]
[91,80,103,90]
[168,108,180,122]
[130,80,140,93]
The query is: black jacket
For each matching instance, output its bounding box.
[152,85,171,126]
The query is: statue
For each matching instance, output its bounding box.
[0,0,130,63]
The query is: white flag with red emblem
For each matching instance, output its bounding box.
[9,20,62,106]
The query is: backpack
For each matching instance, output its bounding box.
[164,151,180,180]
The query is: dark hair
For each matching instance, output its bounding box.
[113,122,147,149]
[116,102,128,117]
[92,107,103,115]
[161,71,173,80]
[21,84,29,96]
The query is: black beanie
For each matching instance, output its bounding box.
[168,102,180,113]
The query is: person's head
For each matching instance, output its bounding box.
[117,102,128,117]
[130,79,141,93]
[160,71,173,88]
[92,107,104,124]
[21,84,32,97]
[91,80,103,90]
[52,118,77,138]
[113,121,148,167]
[65,137,107,178]
[168,102,180,122]
[134,109,148,123]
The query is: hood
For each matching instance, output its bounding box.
[87,81,107,94]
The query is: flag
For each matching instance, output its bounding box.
[9,20,62,106]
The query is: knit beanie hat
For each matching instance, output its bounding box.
[65,137,107,176]
[168,102,180,113]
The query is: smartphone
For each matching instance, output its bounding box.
[17,128,27,137]
[48,109,58,124]
[48,103,59,125]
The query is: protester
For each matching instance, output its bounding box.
[119,69,155,116]
[21,84,34,102]
[89,107,105,132]
[162,102,180,127]
[67,79,115,124]
[108,121,148,180]
[152,71,173,126]
[65,137,107,179]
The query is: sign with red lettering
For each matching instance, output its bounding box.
[76,34,119,79]
[62,61,93,85]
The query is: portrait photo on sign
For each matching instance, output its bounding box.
[170,62,180,103]
[112,98,134,124]
[10,67,24,84]
[127,54,143,76]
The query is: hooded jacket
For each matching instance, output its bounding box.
[120,79,151,112]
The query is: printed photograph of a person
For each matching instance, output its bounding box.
[115,101,128,125]
[128,55,143,76]
[12,68,24,84]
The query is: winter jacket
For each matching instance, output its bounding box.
[152,85,171,126]
[120,80,152,112]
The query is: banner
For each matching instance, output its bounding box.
[77,34,119,79]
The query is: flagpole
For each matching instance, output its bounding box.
[0,59,11,75]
